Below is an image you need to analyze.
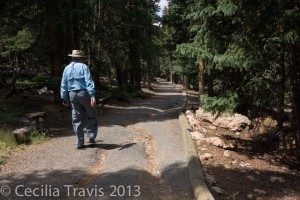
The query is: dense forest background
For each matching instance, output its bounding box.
[0,0,299,157]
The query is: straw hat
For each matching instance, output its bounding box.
[68,50,85,57]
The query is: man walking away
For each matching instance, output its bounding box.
[60,50,98,149]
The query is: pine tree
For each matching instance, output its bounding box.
[163,0,300,155]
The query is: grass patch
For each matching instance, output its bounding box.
[0,128,17,148]
[0,128,49,166]
[0,128,17,166]
[16,79,36,88]
[24,131,49,144]
[16,75,57,90]
[0,155,8,165]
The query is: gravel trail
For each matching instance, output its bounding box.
[0,79,193,200]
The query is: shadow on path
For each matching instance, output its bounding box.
[99,81,184,128]
[1,162,192,200]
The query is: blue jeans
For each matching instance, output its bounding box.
[69,90,98,146]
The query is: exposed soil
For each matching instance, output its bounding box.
[184,90,300,200]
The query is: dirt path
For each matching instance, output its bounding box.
[0,79,194,200]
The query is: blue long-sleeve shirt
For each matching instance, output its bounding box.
[60,61,95,102]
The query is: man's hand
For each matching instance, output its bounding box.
[91,98,96,107]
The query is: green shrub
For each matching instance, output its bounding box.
[201,92,238,115]
[0,102,22,124]
[111,86,147,102]
[97,82,112,91]
[111,87,132,101]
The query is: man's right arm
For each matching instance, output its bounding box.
[83,65,96,100]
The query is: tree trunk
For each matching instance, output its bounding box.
[72,0,80,50]
[3,54,18,98]
[277,46,286,130]
[134,70,141,90]
[277,45,286,149]
[147,65,152,89]
[169,63,173,83]
[207,66,214,97]
[145,62,152,90]
[167,55,172,82]
[198,57,205,106]
[147,27,153,90]
[46,0,63,102]
[0,70,6,88]
[4,68,16,99]
[129,32,141,90]
[115,62,123,87]
[288,44,300,157]
[48,22,62,101]
[183,75,189,90]
[129,69,134,86]
[90,0,102,89]
[48,24,61,74]
[207,74,214,97]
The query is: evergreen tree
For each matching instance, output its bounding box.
[162,0,194,85]
[163,0,300,155]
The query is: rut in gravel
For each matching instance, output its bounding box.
[126,125,160,177]
[73,124,173,198]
